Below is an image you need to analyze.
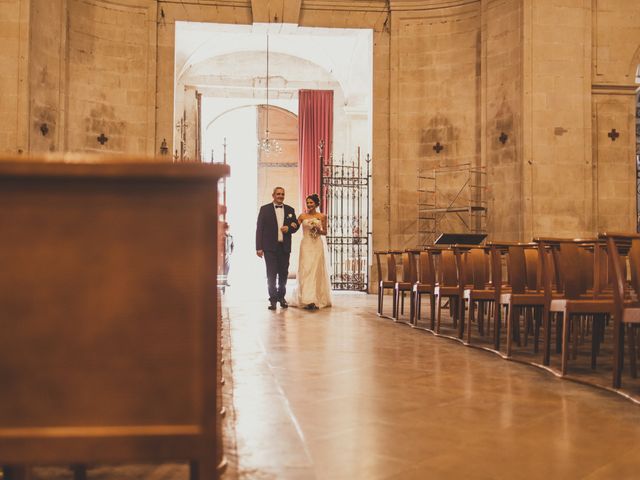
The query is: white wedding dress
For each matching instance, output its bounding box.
[291,218,332,309]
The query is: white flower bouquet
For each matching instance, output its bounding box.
[308,218,322,238]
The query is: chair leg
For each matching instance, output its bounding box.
[429,294,436,331]
[506,304,514,357]
[571,316,580,360]
[457,296,465,339]
[494,303,502,350]
[435,294,442,334]
[533,306,541,354]
[542,309,552,366]
[466,299,474,344]
[514,307,521,347]
[591,316,600,370]
[561,311,571,376]
[613,318,624,388]
[523,307,532,347]
[629,324,638,379]
[556,314,563,354]
[3,466,31,480]
[392,286,399,320]
[71,465,87,480]
[409,290,416,325]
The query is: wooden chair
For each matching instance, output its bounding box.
[434,248,463,337]
[540,239,614,375]
[602,232,640,388]
[393,251,417,322]
[375,250,400,318]
[461,246,497,345]
[413,248,437,329]
[500,243,546,357]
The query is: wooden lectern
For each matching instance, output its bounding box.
[0,159,229,479]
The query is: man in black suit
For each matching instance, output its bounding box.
[256,186,299,310]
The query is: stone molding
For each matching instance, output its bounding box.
[390,0,478,11]
[302,0,388,12]
[165,0,250,5]
[592,83,638,96]
[79,0,153,10]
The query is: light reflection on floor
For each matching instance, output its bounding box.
[223,289,640,480]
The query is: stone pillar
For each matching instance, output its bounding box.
[0,0,30,154]
[522,0,593,239]
[29,0,67,153]
[483,0,523,241]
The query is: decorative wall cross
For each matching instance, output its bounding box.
[97,133,108,145]
[608,128,619,141]
[433,142,443,154]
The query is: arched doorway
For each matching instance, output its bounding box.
[205,104,300,293]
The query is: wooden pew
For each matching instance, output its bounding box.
[0,159,229,479]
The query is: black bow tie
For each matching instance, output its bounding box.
[275,205,283,209]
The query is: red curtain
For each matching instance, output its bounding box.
[298,89,333,211]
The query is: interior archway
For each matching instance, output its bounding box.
[205,104,301,292]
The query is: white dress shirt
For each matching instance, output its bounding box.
[274,203,284,242]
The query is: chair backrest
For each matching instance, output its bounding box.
[629,239,640,297]
[524,247,538,291]
[386,252,398,282]
[419,250,436,285]
[401,251,417,283]
[507,246,527,294]
[603,234,639,307]
[488,245,505,293]
[558,242,591,299]
[539,241,557,304]
[581,245,595,294]
[439,249,458,286]
[468,248,489,289]
[607,237,627,307]
[375,251,384,284]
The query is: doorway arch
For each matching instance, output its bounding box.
[205,104,302,289]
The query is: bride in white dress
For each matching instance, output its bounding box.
[291,194,332,310]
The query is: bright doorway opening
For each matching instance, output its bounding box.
[174,22,373,297]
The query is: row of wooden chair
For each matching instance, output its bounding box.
[374,232,640,391]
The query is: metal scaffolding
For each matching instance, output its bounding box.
[418,163,487,246]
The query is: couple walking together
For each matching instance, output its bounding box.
[256,187,332,311]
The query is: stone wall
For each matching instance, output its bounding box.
[591,0,640,233]
[1,0,639,253]
[29,0,65,153]
[484,0,522,241]
[390,2,482,247]
[0,0,29,154]
[65,0,157,154]
[522,0,594,239]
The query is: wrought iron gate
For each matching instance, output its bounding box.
[321,146,371,291]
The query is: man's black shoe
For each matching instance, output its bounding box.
[280,299,289,309]
[268,302,277,310]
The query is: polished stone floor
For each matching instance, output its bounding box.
[222,289,640,480]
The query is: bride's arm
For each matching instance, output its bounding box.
[320,214,328,235]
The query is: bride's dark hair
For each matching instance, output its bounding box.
[307,193,320,206]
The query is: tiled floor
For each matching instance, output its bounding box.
[222,289,640,479]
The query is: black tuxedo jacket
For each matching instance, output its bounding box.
[256,203,299,253]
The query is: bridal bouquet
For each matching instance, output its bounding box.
[308,218,322,238]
